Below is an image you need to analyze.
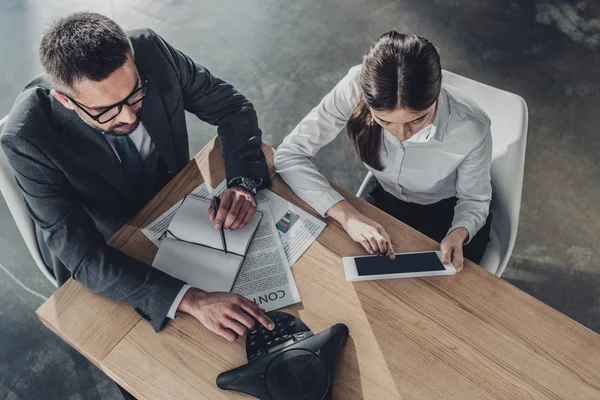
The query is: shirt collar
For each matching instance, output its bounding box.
[382,87,450,144]
[431,87,450,142]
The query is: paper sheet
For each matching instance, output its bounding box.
[255,189,326,267]
[231,203,301,310]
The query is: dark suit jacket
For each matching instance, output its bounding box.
[0,29,271,331]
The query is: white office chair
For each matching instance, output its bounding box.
[0,115,58,287]
[357,71,528,277]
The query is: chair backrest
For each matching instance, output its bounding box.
[442,71,528,276]
[0,116,58,287]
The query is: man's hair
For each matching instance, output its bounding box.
[39,12,133,95]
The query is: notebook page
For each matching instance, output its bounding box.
[152,236,243,292]
[223,211,262,255]
[168,196,261,255]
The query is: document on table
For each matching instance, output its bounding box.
[255,190,326,267]
[231,203,301,311]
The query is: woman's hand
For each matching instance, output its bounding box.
[327,200,395,258]
[440,228,469,272]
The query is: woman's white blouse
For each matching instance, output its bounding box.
[274,65,492,241]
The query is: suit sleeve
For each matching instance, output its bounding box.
[149,30,270,189]
[1,133,185,332]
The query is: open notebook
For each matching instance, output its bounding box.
[152,196,263,292]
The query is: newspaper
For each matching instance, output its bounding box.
[231,203,301,310]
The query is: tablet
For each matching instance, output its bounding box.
[342,251,455,282]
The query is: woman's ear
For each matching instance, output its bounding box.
[51,89,75,110]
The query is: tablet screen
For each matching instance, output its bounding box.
[355,252,445,276]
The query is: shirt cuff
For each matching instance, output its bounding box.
[447,223,475,245]
[313,189,346,217]
[166,284,191,319]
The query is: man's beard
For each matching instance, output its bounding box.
[77,107,143,136]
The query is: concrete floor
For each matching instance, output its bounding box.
[1,0,599,398]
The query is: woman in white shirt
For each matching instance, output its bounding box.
[274,31,492,271]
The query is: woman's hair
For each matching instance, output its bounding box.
[347,31,442,170]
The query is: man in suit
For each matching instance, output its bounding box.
[1,12,275,346]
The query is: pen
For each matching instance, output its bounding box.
[211,196,228,254]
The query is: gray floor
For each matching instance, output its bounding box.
[0,0,599,398]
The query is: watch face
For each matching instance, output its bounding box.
[230,177,261,194]
[241,178,258,190]
[244,182,258,194]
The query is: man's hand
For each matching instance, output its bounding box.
[327,200,395,259]
[440,228,469,272]
[178,288,274,341]
[208,187,257,230]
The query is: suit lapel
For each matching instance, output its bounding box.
[140,76,179,174]
[52,98,139,206]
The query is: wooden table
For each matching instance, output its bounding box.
[37,139,600,399]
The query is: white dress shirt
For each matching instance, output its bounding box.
[274,65,492,242]
[104,123,189,319]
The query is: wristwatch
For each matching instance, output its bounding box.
[228,177,262,195]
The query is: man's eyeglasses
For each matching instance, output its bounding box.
[67,78,150,124]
